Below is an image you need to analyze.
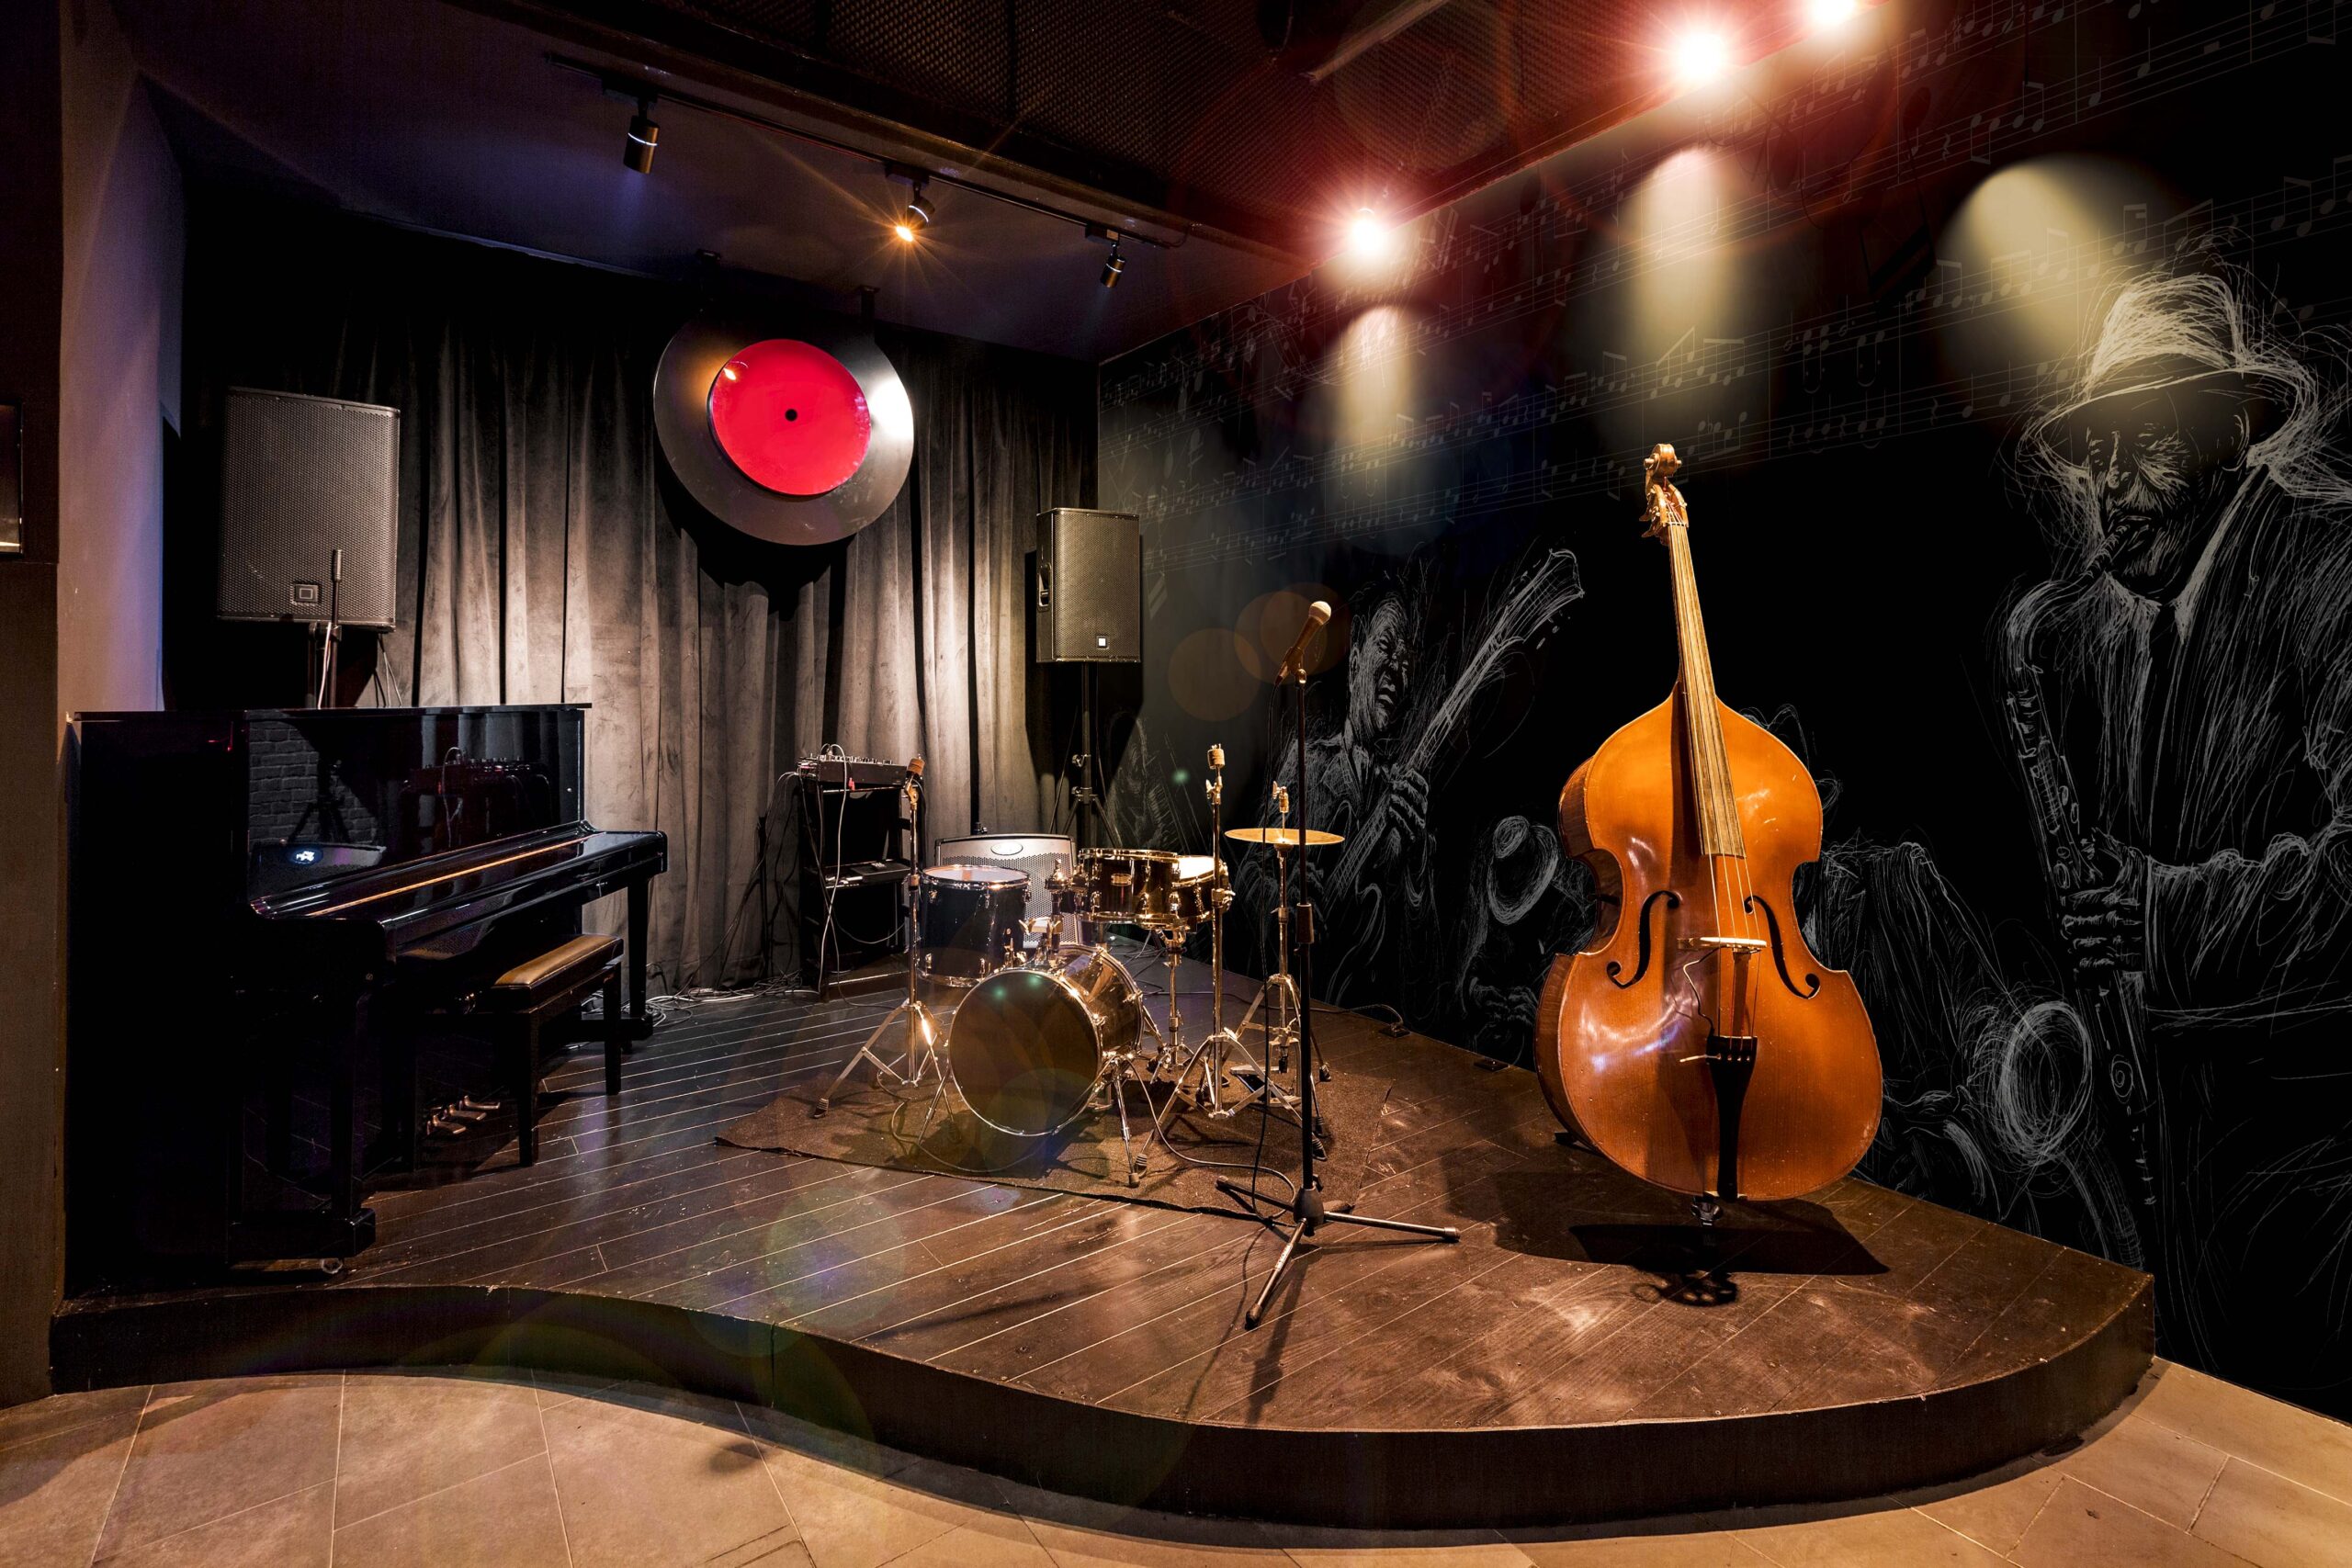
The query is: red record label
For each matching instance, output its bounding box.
[707,338,874,496]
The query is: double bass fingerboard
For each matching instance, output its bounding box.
[1647,459,1748,862]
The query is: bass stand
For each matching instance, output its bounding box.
[813,759,944,1116]
[1215,623,1458,1329]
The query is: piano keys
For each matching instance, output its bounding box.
[66,704,665,1281]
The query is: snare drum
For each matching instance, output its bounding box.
[948,944,1144,1135]
[917,864,1029,986]
[1073,848,1183,928]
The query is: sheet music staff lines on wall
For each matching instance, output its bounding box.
[1101,4,2333,460]
[1138,285,2352,573]
[1118,164,2352,544]
[1103,0,2318,434]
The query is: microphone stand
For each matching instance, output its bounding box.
[1215,645,1457,1328]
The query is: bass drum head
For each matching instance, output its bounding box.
[949,965,1106,1136]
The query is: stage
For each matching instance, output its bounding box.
[52,969,2153,1529]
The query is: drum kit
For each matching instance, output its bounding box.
[813,740,1337,1185]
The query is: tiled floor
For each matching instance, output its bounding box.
[2,1360,2346,1567]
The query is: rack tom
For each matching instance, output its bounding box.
[1168,854,1224,928]
[1072,849,1177,927]
[1074,848,1219,931]
[917,864,1029,985]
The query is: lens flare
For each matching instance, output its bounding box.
[1673,29,1732,88]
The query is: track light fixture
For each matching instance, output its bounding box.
[561,61,1207,269]
[886,164,932,243]
[623,100,659,174]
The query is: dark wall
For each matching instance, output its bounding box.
[1102,0,2352,1417]
[0,0,66,1407]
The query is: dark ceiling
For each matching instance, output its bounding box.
[497,0,1798,254]
[118,0,1819,360]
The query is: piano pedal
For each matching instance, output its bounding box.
[459,1095,502,1113]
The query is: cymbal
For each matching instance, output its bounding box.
[1224,826,1344,847]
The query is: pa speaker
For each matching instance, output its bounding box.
[217,388,399,628]
[1035,507,1139,663]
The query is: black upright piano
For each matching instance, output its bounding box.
[66,705,665,1284]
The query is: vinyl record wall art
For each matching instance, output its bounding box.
[654,311,914,546]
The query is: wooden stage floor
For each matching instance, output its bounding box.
[55,967,2154,1527]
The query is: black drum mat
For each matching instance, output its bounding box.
[716,1054,1393,1218]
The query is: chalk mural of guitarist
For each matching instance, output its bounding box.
[1255,548,1584,1016]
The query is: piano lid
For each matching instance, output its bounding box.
[69,705,591,900]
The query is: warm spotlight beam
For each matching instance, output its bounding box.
[1303,0,1456,85]
[1808,0,1860,29]
[1346,208,1396,261]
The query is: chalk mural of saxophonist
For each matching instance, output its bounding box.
[2003,255,2352,1410]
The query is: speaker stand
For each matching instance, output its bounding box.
[1069,661,1102,849]
[305,549,347,709]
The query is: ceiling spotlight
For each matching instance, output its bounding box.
[1672,29,1733,89]
[1807,0,1859,28]
[894,179,932,243]
[1100,242,1126,288]
[623,101,659,174]
[1346,207,1395,261]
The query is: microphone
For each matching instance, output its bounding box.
[1276,600,1332,683]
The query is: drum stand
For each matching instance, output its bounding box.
[813,769,944,1117]
[1084,1034,1162,1187]
[1152,744,1274,1124]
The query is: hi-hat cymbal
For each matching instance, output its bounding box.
[1224,826,1344,847]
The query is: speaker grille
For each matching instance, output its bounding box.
[1036,507,1139,663]
[217,389,400,628]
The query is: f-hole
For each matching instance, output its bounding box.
[1607,889,1681,988]
[1741,893,1821,998]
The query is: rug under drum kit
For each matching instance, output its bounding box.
[718,939,1394,1217]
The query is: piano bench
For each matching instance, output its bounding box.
[472,934,627,1166]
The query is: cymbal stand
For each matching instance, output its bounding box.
[813,761,944,1116]
[1230,784,1303,1099]
[1215,651,1457,1328]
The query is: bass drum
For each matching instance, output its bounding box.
[948,946,1143,1136]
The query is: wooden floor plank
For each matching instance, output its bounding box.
[68,958,2143,1454]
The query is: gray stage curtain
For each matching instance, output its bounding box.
[177,192,1095,990]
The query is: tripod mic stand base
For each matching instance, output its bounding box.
[1213,1178,1459,1329]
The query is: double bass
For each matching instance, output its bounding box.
[1535,445,1881,1206]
